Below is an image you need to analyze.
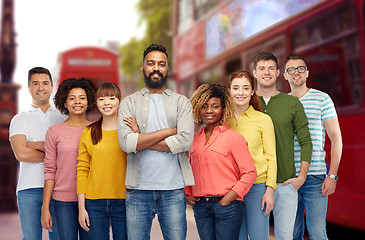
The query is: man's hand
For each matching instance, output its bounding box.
[321,176,337,196]
[282,176,305,191]
[27,141,45,152]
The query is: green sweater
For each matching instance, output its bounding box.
[260,92,312,183]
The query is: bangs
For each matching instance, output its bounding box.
[96,83,121,100]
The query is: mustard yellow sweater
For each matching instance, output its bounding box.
[77,128,127,199]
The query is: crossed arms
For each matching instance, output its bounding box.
[10,134,45,163]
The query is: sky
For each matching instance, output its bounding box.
[11,0,144,111]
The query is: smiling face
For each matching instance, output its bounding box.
[28,73,53,107]
[64,88,88,116]
[200,97,223,127]
[230,77,254,110]
[284,59,309,88]
[141,50,169,89]
[253,60,280,88]
[97,95,120,117]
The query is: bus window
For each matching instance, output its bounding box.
[195,0,219,20]
[179,77,195,98]
[292,2,362,108]
[197,64,223,86]
[243,34,287,91]
[225,57,242,77]
[178,0,194,35]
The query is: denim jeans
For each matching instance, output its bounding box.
[273,183,298,240]
[193,197,244,240]
[53,199,88,240]
[239,183,269,240]
[293,174,328,240]
[85,199,127,240]
[17,188,59,240]
[126,188,187,240]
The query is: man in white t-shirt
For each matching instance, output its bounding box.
[9,67,66,240]
[284,54,342,240]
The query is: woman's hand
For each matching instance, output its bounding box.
[41,207,53,232]
[219,190,239,206]
[124,117,140,133]
[186,195,200,207]
[78,208,90,231]
[262,186,274,216]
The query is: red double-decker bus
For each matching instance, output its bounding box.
[173,0,365,231]
[56,46,120,121]
[57,46,119,87]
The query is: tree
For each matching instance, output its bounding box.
[119,0,172,89]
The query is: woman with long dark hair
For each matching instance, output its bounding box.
[77,83,127,240]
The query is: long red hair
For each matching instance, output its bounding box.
[228,71,262,112]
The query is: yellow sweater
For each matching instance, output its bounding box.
[229,106,277,189]
[77,128,127,199]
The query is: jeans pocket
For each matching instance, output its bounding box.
[288,183,298,192]
[311,174,326,183]
[126,188,136,193]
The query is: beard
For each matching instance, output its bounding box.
[143,69,168,89]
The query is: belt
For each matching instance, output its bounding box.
[198,196,224,201]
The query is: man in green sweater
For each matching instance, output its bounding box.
[252,52,312,240]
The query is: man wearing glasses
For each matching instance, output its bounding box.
[284,54,342,240]
[253,52,313,240]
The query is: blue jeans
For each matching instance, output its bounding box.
[193,197,244,240]
[126,188,187,240]
[53,199,88,240]
[293,174,328,240]
[17,188,59,240]
[85,199,127,240]
[239,183,269,240]
[273,183,298,240]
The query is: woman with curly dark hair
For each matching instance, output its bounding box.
[185,83,257,240]
[41,78,96,240]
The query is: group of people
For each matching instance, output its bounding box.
[9,43,342,240]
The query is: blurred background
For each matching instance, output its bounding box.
[1,0,365,239]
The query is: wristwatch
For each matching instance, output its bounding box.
[328,174,338,181]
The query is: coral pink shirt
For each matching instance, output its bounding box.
[44,122,86,202]
[185,125,257,200]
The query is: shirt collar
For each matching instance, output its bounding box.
[200,124,228,134]
[140,87,172,96]
[28,105,57,113]
[243,105,255,119]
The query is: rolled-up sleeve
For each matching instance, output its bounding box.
[117,96,139,153]
[165,96,194,154]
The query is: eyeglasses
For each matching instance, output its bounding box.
[285,66,307,75]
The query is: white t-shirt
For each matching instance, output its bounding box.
[9,106,66,193]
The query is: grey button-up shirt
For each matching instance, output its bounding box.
[117,88,195,187]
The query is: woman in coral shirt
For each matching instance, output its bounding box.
[185,84,257,240]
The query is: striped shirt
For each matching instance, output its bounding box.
[293,89,337,175]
